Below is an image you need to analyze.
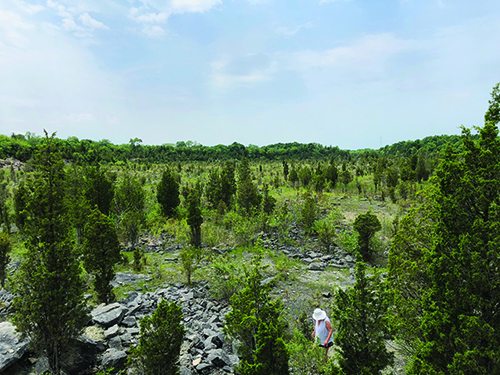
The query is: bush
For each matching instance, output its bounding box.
[223,210,256,246]
[268,201,294,244]
[127,299,185,375]
[313,217,337,253]
[209,254,245,301]
[300,192,318,235]
[179,246,204,286]
[287,329,330,375]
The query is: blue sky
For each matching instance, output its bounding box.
[1,0,500,149]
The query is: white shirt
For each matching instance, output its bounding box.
[315,316,333,345]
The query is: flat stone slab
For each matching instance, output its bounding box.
[91,303,127,327]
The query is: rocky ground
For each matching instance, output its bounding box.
[0,229,407,375]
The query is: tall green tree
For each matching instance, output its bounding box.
[12,132,86,375]
[224,252,289,374]
[332,257,393,375]
[82,208,121,304]
[157,167,180,218]
[205,161,236,209]
[186,188,202,248]
[128,299,185,375]
[390,86,500,374]
[66,164,89,244]
[237,157,261,215]
[300,191,318,235]
[205,168,222,208]
[353,210,381,261]
[485,82,500,124]
[405,122,500,374]
[282,160,289,181]
[339,163,352,192]
[261,183,276,215]
[84,166,114,215]
[220,161,237,208]
[289,166,299,186]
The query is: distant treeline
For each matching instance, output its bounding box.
[0,131,478,164]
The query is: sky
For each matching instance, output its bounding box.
[1,0,500,150]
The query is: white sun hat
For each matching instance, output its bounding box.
[312,308,326,321]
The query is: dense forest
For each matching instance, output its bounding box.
[0,84,499,375]
[0,129,479,165]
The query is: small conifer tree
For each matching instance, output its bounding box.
[157,167,180,218]
[224,252,289,374]
[128,299,185,375]
[282,160,289,181]
[332,256,393,375]
[85,166,114,215]
[237,157,261,215]
[261,184,276,215]
[300,191,318,235]
[186,188,202,248]
[353,210,381,261]
[83,208,121,304]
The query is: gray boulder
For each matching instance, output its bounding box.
[207,349,231,368]
[101,350,127,373]
[0,322,29,373]
[91,303,127,327]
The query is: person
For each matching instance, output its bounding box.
[311,308,333,362]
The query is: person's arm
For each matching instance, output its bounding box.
[311,326,316,339]
[324,320,333,345]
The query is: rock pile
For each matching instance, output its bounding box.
[1,282,237,375]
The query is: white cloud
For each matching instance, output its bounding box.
[142,25,166,38]
[129,0,221,27]
[79,13,109,30]
[169,0,222,14]
[136,12,170,23]
[276,22,313,37]
[62,17,82,31]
